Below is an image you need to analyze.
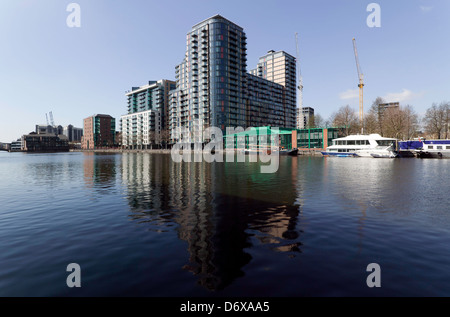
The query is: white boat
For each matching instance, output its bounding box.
[321,134,398,158]
[414,140,450,158]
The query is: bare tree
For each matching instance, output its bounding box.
[381,107,406,139]
[380,105,419,140]
[306,114,325,128]
[364,111,379,134]
[402,105,419,140]
[445,104,450,139]
[371,96,386,135]
[424,102,449,139]
[331,105,359,136]
[160,129,170,149]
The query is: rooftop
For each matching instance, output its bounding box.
[192,14,244,31]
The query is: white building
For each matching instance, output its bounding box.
[297,107,314,129]
[121,110,161,150]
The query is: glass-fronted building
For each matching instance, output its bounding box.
[297,127,340,149]
[169,15,298,144]
[170,15,247,143]
[225,127,341,151]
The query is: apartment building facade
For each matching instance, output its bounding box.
[63,124,83,142]
[250,50,297,129]
[82,114,116,149]
[121,80,175,149]
[169,15,297,144]
[297,107,315,129]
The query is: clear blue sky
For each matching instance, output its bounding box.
[1,0,449,142]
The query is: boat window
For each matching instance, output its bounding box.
[437,146,442,150]
[446,146,450,150]
[347,140,355,145]
[364,140,370,145]
[428,145,434,150]
[355,140,360,145]
[376,140,393,146]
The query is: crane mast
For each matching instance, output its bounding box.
[352,38,364,134]
[49,111,55,126]
[296,33,303,110]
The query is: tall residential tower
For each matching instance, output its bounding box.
[169,15,297,143]
[169,15,247,143]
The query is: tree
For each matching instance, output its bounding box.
[364,111,379,134]
[331,105,359,136]
[379,105,419,140]
[371,96,386,135]
[381,107,406,139]
[444,104,450,139]
[160,129,170,149]
[402,105,419,140]
[424,102,449,139]
[306,114,325,128]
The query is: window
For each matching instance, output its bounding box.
[437,146,442,150]
[428,145,433,150]
[377,140,393,146]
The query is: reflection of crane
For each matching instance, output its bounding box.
[296,33,303,110]
[352,38,364,134]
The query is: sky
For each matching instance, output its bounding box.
[1,0,449,143]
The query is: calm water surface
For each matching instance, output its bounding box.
[0,151,449,296]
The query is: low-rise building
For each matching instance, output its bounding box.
[10,139,23,152]
[35,124,63,135]
[21,133,69,152]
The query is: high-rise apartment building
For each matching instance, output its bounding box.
[297,107,314,129]
[82,114,116,149]
[169,15,297,143]
[250,50,297,129]
[121,80,175,149]
[169,15,248,143]
[245,73,285,128]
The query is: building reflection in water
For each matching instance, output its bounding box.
[83,152,118,190]
[121,153,303,291]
